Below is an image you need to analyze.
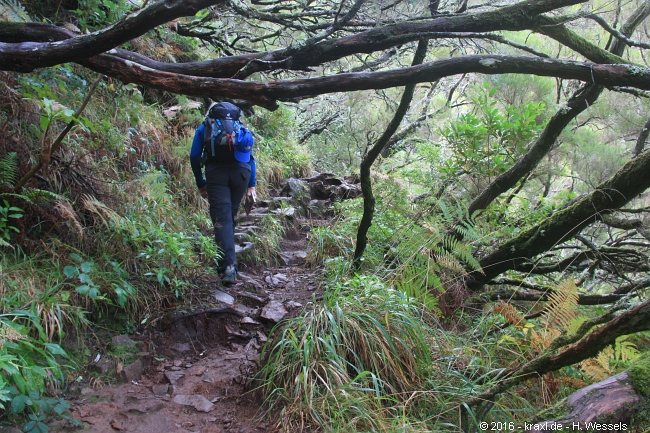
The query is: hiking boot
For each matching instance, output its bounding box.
[221,265,236,285]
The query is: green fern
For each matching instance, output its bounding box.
[0,0,31,22]
[0,152,18,187]
[394,249,442,311]
[22,188,61,203]
[581,337,640,381]
[438,234,481,271]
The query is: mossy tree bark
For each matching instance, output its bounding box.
[0,0,585,75]
[463,298,650,431]
[467,148,650,289]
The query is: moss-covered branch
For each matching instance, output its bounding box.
[467,298,650,410]
[470,147,650,287]
[0,0,228,72]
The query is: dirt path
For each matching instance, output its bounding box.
[53,216,322,433]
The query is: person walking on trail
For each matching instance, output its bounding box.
[189,102,257,285]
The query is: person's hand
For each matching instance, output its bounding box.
[199,186,208,199]
[247,187,256,202]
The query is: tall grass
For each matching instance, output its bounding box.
[258,275,443,431]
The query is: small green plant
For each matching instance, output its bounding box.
[63,254,137,307]
[0,200,23,247]
[63,254,102,300]
[0,310,71,430]
[69,0,132,31]
[439,85,545,189]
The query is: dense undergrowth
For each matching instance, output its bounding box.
[0,61,311,429]
[2,5,650,432]
[2,59,648,432]
[259,175,648,432]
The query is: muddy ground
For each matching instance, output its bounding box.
[51,220,321,433]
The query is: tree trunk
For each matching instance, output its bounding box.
[352,39,428,267]
[469,147,650,288]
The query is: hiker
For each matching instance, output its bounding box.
[189,102,256,285]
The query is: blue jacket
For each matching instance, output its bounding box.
[190,123,257,189]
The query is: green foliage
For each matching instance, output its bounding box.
[581,337,641,383]
[629,352,650,397]
[62,253,136,308]
[0,199,23,247]
[253,105,313,189]
[565,129,627,190]
[439,85,545,189]
[83,191,219,299]
[19,67,95,135]
[64,254,101,300]
[389,200,481,313]
[0,151,19,186]
[248,215,284,266]
[0,0,31,22]
[0,153,23,247]
[0,310,71,424]
[69,0,132,31]
[258,275,436,431]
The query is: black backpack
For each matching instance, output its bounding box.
[202,102,242,161]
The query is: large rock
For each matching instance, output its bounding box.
[118,359,143,383]
[89,357,116,378]
[279,250,307,266]
[111,335,137,349]
[260,300,288,323]
[172,394,214,413]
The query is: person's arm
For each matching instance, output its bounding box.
[189,124,206,189]
[246,155,256,201]
[248,155,256,188]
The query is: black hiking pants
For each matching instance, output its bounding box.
[205,163,251,272]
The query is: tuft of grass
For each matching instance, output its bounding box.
[247,215,285,267]
[258,275,436,431]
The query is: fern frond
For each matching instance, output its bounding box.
[435,252,465,274]
[0,0,31,22]
[565,316,587,335]
[595,346,615,371]
[0,152,18,186]
[492,301,525,327]
[436,234,482,271]
[394,250,442,311]
[541,278,579,331]
[82,195,127,229]
[580,358,610,382]
[580,337,640,382]
[137,173,172,205]
[454,221,480,242]
[22,188,61,203]
[615,338,640,362]
[53,199,83,237]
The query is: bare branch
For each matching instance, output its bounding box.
[0,0,228,72]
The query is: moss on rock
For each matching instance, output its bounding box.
[628,353,650,397]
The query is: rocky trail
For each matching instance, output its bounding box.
[7,173,361,433]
